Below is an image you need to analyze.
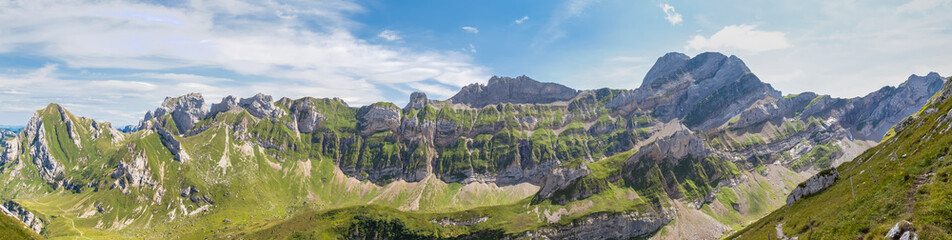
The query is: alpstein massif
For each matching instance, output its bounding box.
[0,52,943,240]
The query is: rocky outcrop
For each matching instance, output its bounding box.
[156,126,189,162]
[786,168,838,206]
[288,98,325,133]
[57,106,82,147]
[1,201,44,234]
[238,93,285,119]
[429,216,488,227]
[534,163,592,204]
[0,136,19,166]
[357,103,401,135]
[209,95,240,117]
[449,75,579,108]
[110,145,155,194]
[141,93,209,133]
[629,130,717,164]
[522,210,673,240]
[24,113,64,186]
[405,92,429,110]
[885,220,918,240]
[180,186,213,205]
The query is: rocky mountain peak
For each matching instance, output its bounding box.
[209,95,239,117]
[238,93,286,119]
[449,75,579,108]
[642,52,690,88]
[143,93,209,133]
[405,92,429,110]
[611,52,779,130]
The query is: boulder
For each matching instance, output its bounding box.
[786,168,839,206]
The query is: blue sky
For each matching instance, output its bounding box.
[0,0,950,126]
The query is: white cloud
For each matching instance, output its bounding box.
[514,16,529,24]
[377,30,401,41]
[464,44,477,53]
[0,0,491,125]
[685,25,791,54]
[462,26,479,34]
[659,3,683,25]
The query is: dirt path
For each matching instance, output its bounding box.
[906,169,934,213]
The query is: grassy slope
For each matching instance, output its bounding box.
[0,213,43,240]
[730,80,952,240]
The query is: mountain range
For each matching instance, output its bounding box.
[0,52,946,239]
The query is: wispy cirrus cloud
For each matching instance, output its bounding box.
[462,26,479,34]
[514,16,529,24]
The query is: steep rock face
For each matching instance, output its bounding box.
[523,210,674,240]
[449,75,579,108]
[288,98,325,133]
[357,103,402,135]
[629,130,718,164]
[24,113,64,186]
[1,201,43,234]
[729,92,818,130]
[0,136,18,166]
[141,93,209,133]
[785,168,838,206]
[238,93,285,119]
[533,163,592,204]
[844,72,945,140]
